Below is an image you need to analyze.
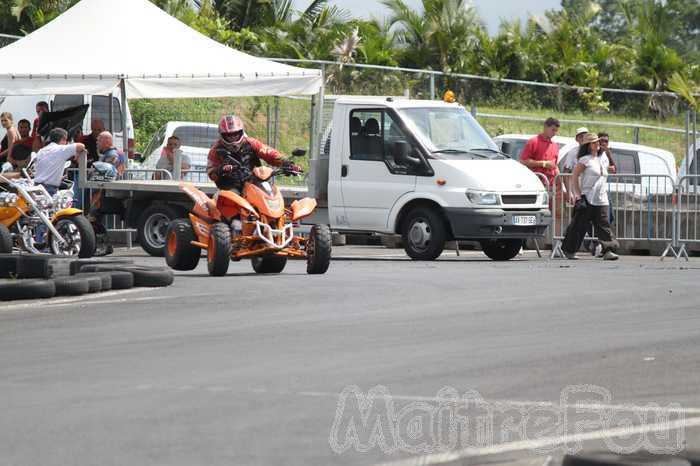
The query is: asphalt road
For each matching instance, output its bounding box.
[2,248,700,466]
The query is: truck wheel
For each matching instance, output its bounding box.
[0,224,12,253]
[137,205,182,257]
[401,208,446,261]
[207,222,231,276]
[306,224,331,274]
[165,219,201,271]
[50,215,96,258]
[480,239,522,261]
[251,255,287,274]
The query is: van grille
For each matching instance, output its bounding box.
[501,195,537,205]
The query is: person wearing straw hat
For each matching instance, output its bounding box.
[561,132,620,260]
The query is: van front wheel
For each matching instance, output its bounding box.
[401,208,446,261]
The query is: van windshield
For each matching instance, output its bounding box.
[398,107,502,159]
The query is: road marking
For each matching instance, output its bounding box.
[0,288,149,311]
[296,390,700,415]
[0,290,211,312]
[374,416,700,466]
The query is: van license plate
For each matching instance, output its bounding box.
[512,215,536,226]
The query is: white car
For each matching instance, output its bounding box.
[494,134,677,195]
[139,121,218,181]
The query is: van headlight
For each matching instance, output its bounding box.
[541,192,549,205]
[466,190,500,205]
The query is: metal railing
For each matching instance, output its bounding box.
[549,173,692,260]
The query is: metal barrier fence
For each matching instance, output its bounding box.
[549,173,685,260]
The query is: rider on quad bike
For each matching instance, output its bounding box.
[207,115,300,193]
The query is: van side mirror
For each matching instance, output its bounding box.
[500,141,512,155]
[134,152,144,163]
[392,141,421,167]
[292,148,307,157]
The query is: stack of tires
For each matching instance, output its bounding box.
[0,255,174,301]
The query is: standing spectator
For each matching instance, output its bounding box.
[31,101,49,138]
[0,112,19,163]
[598,132,617,229]
[597,132,616,174]
[561,127,589,174]
[519,117,560,187]
[75,119,105,167]
[561,133,619,260]
[154,136,191,179]
[6,119,34,172]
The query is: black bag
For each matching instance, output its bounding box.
[574,195,590,212]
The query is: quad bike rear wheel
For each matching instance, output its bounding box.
[251,255,287,274]
[207,222,231,276]
[306,224,331,274]
[165,218,201,271]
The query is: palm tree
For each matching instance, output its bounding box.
[382,0,483,73]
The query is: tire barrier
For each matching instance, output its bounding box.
[0,260,173,301]
[563,452,699,466]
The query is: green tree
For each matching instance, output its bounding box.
[383,0,484,73]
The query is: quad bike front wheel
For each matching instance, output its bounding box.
[207,222,231,276]
[50,215,96,258]
[165,218,201,271]
[251,255,287,274]
[306,224,331,274]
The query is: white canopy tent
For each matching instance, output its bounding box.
[0,0,322,98]
[0,0,324,167]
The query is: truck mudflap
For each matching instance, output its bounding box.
[444,208,551,239]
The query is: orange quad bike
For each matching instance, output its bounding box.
[164,155,331,276]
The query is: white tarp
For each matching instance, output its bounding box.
[0,0,322,98]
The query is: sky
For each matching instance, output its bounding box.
[292,0,561,35]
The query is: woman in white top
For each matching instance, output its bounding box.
[562,133,619,260]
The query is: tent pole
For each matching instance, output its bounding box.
[120,78,129,169]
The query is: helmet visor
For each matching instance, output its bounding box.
[222,130,244,144]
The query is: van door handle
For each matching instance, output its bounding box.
[341,165,348,177]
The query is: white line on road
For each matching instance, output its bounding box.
[1,290,211,312]
[0,288,149,311]
[374,416,700,466]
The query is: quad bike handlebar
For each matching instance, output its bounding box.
[219,154,303,181]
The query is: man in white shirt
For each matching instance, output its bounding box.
[34,128,85,195]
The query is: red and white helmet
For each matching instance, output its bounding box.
[218,115,245,149]
[219,115,244,135]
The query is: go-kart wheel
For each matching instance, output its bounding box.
[306,224,331,274]
[207,222,231,276]
[165,218,201,271]
[251,255,287,274]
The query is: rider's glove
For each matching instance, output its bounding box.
[282,160,302,174]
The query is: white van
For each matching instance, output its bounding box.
[0,94,135,157]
